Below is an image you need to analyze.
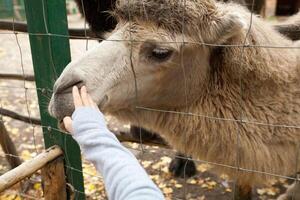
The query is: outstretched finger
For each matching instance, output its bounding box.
[63,116,74,134]
[73,86,82,108]
[80,86,90,106]
[87,93,97,108]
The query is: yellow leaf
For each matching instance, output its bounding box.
[21,150,32,160]
[197,164,212,173]
[161,166,169,173]
[161,156,172,163]
[141,161,152,168]
[158,183,166,188]
[225,188,232,193]
[266,188,279,196]
[220,174,229,180]
[257,188,266,195]
[87,184,96,191]
[34,183,41,190]
[207,181,217,187]
[150,175,160,181]
[170,179,177,184]
[0,194,20,200]
[11,128,19,135]
[152,162,163,170]
[187,178,197,184]
[163,187,173,194]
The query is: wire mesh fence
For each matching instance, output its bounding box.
[0,0,299,199]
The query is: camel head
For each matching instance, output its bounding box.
[49,0,247,121]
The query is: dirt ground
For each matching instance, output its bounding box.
[0,15,294,200]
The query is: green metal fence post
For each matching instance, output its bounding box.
[23,0,85,199]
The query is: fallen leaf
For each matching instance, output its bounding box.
[163,187,173,194]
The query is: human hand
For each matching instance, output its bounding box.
[63,86,98,134]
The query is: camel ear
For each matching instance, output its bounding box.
[207,11,247,44]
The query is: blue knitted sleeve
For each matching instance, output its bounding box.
[71,107,164,200]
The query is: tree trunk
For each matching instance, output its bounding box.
[0,121,22,169]
[42,156,67,200]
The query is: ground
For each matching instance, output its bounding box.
[0,14,293,200]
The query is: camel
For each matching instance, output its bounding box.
[72,0,300,182]
[49,0,300,198]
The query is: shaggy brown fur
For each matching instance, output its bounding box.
[50,0,300,190]
[112,0,300,186]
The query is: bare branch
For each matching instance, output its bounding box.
[0,121,22,169]
[0,146,63,192]
[0,73,35,81]
[0,108,41,125]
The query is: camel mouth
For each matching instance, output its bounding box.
[48,92,75,121]
[54,81,84,95]
[48,97,56,118]
[58,120,68,132]
[58,120,64,128]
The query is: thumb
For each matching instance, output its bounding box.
[63,116,74,134]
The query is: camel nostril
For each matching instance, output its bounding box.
[55,80,84,94]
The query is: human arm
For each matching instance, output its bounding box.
[63,86,164,200]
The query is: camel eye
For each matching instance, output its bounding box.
[151,47,173,62]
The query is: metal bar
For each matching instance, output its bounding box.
[0,20,97,39]
[23,0,85,199]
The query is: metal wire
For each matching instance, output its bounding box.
[0,0,299,199]
[13,21,38,155]
[1,31,300,49]
[232,0,256,198]
[180,0,189,198]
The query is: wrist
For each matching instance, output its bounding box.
[72,107,107,135]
